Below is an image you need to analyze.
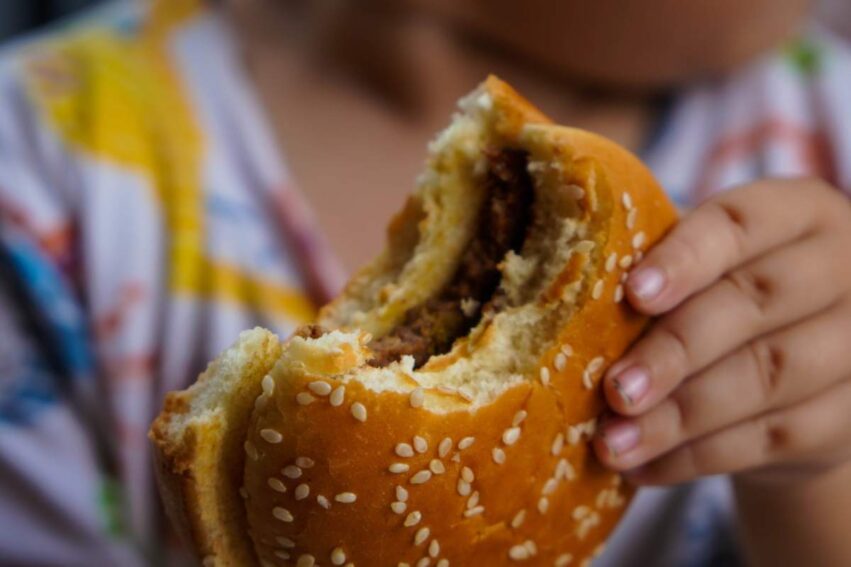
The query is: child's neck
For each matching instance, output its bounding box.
[228,1,657,153]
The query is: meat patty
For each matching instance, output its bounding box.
[368,148,535,368]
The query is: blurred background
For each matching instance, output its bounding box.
[0,0,106,41]
[1,0,850,45]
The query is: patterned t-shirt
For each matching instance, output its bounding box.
[0,1,849,565]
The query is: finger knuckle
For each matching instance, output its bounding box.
[722,268,774,318]
[746,339,785,407]
[706,200,749,259]
[758,414,795,459]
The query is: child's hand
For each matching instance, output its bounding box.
[593,178,851,486]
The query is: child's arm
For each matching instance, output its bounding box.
[735,462,851,566]
[590,177,851,564]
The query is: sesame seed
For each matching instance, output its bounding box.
[415,527,431,545]
[543,478,558,495]
[614,285,624,303]
[276,536,295,548]
[317,495,331,509]
[627,208,638,230]
[458,387,474,402]
[308,381,332,396]
[560,344,574,357]
[567,425,582,445]
[538,497,549,514]
[605,253,617,272]
[335,492,357,504]
[254,394,267,411]
[296,555,315,567]
[275,551,291,560]
[509,545,530,560]
[592,280,604,300]
[464,506,485,517]
[572,505,590,520]
[244,441,259,461]
[261,375,275,395]
[396,485,409,501]
[524,540,538,555]
[622,192,633,210]
[268,478,287,493]
[404,511,422,527]
[451,454,461,463]
[492,447,506,464]
[429,539,440,558]
[283,465,302,479]
[457,479,471,496]
[574,240,595,254]
[330,385,345,407]
[294,484,310,500]
[587,356,605,374]
[513,410,527,426]
[413,436,428,453]
[621,271,629,283]
[396,443,415,458]
[389,463,410,474]
[551,433,565,456]
[539,366,551,387]
[410,388,425,408]
[429,459,446,475]
[554,352,567,372]
[437,560,449,567]
[511,509,526,528]
[351,402,367,422]
[467,491,480,509]
[331,547,346,566]
[582,371,593,390]
[296,392,316,405]
[295,456,315,469]
[458,437,475,450]
[555,553,573,566]
[438,385,457,395]
[410,470,433,485]
[260,428,283,444]
[273,507,293,522]
[461,467,475,483]
[391,501,407,514]
[632,231,646,249]
[417,559,431,567]
[503,427,521,446]
[438,438,453,458]
[618,254,633,269]
[635,250,644,262]
[566,184,585,200]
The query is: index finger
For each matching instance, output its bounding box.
[626,178,831,315]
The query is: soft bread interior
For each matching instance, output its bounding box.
[150,329,282,565]
[310,84,612,413]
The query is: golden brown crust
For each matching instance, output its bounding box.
[151,76,677,567]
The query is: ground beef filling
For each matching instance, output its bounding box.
[368,148,535,368]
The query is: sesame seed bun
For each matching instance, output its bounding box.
[150,76,678,567]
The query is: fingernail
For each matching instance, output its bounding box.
[629,267,666,301]
[612,366,650,406]
[602,421,640,457]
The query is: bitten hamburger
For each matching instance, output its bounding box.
[150,76,678,567]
